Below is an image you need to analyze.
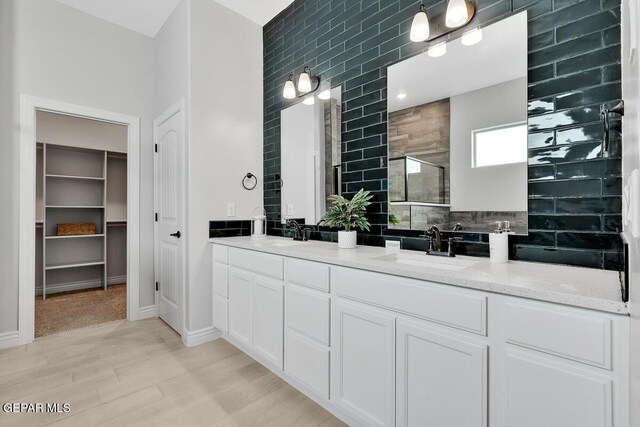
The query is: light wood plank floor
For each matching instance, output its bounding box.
[0,318,346,427]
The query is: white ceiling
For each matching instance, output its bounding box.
[56,0,182,38]
[388,12,528,112]
[214,0,294,25]
[55,0,294,38]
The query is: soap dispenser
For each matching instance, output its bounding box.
[489,221,509,263]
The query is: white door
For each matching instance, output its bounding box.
[331,299,395,427]
[396,319,488,427]
[504,349,613,427]
[154,102,185,334]
[253,275,284,369]
[228,267,253,347]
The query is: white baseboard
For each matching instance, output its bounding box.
[181,326,222,347]
[138,305,157,319]
[35,275,127,296]
[0,331,20,350]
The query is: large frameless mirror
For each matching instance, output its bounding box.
[387,12,528,233]
[280,87,342,225]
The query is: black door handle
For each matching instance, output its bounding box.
[170,231,181,238]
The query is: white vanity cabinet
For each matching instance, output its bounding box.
[331,299,396,427]
[396,319,488,427]
[284,258,331,400]
[210,242,629,427]
[223,247,285,370]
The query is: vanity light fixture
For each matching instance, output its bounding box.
[446,0,471,28]
[427,42,447,57]
[409,1,475,43]
[298,66,313,92]
[461,27,482,45]
[283,75,296,99]
[282,66,321,100]
[303,96,315,105]
[410,4,430,42]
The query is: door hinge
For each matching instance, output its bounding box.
[155,212,158,222]
[154,143,158,153]
[155,282,159,291]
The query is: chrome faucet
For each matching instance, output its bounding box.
[287,219,308,241]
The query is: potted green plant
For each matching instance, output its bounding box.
[322,189,373,249]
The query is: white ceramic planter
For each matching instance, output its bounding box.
[338,230,357,249]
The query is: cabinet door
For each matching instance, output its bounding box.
[331,299,395,427]
[228,268,253,348]
[396,319,487,427]
[253,275,284,369]
[504,349,613,427]
[212,262,228,298]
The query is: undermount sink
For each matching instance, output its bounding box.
[372,252,476,271]
[262,239,308,247]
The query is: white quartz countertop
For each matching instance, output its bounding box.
[209,236,628,315]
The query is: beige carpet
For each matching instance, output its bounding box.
[35,284,126,338]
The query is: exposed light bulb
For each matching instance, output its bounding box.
[283,76,296,99]
[298,68,312,93]
[303,96,315,105]
[317,90,331,100]
[461,27,482,45]
[397,93,407,99]
[445,0,469,28]
[427,42,447,57]
[410,5,430,42]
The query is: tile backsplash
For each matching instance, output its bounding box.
[258,0,623,270]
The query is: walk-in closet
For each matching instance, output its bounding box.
[34,111,128,337]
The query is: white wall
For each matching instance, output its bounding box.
[154,0,189,116]
[0,0,19,334]
[449,78,528,212]
[281,101,324,224]
[36,111,128,152]
[187,0,263,331]
[621,0,640,425]
[1,0,156,335]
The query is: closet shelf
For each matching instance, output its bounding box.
[46,174,105,181]
[45,234,105,240]
[45,260,105,270]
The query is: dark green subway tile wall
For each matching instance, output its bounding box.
[262,0,623,270]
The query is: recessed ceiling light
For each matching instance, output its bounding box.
[397,93,407,99]
[427,42,447,57]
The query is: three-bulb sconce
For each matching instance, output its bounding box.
[411,0,481,57]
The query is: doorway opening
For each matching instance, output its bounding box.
[19,96,141,345]
[34,112,128,337]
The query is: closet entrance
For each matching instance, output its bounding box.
[34,112,128,337]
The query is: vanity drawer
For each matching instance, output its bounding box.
[286,284,330,346]
[332,266,487,335]
[213,244,228,264]
[504,298,612,369]
[286,258,330,292]
[229,248,284,280]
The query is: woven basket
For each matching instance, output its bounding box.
[57,223,96,236]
